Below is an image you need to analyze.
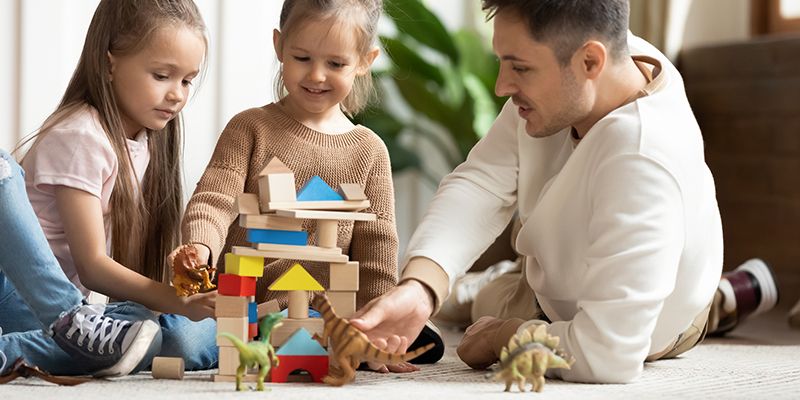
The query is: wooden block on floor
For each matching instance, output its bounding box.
[236,193,261,215]
[239,214,303,231]
[255,242,341,254]
[257,299,281,319]
[327,291,356,318]
[218,346,240,376]
[212,374,259,383]
[233,246,349,263]
[218,274,257,296]
[217,317,249,346]
[224,253,264,277]
[338,183,368,201]
[270,318,324,347]
[329,262,359,291]
[215,295,249,318]
[246,229,308,246]
[152,357,184,380]
[275,209,376,221]
[266,200,370,212]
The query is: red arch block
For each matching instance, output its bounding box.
[270,355,329,383]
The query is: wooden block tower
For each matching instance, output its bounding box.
[212,156,374,384]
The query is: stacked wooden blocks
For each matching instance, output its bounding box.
[212,157,375,384]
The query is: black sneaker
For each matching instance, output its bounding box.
[407,320,445,364]
[716,258,779,334]
[51,304,159,377]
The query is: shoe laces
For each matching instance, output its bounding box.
[65,305,130,355]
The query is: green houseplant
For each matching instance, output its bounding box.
[355,0,505,186]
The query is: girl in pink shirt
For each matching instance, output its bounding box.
[10,0,218,371]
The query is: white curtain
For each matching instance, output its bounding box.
[630,0,695,61]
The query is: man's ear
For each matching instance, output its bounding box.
[273,29,283,62]
[356,47,380,76]
[575,41,606,80]
[107,51,116,82]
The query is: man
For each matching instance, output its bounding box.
[350,0,777,383]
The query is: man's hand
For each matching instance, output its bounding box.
[349,280,435,370]
[456,316,526,370]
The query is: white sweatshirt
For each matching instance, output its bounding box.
[402,35,723,383]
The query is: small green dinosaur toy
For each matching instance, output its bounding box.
[493,324,574,392]
[218,312,283,391]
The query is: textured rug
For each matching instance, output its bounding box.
[2,338,799,400]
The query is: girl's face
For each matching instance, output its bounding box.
[275,19,371,121]
[109,25,205,138]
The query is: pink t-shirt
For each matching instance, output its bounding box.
[22,105,150,296]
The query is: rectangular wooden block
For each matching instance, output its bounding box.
[329,262,359,291]
[218,274,256,297]
[215,295,249,318]
[233,246,349,263]
[217,317,249,346]
[248,302,257,323]
[258,173,296,210]
[255,242,341,254]
[275,209,376,221]
[266,199,370,212]
[338,183,368,201]
[327,291,356,319]
[224,253,264,277]
[249,322,258,339]
[218,346,240,375]
[270,318,324,347]
[257,299,281,320]
[239,214,303,231]
[246,229,308,246]
[236,193,261,215]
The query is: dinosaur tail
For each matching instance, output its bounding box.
[365,342,436,364]
[217,333,252,359]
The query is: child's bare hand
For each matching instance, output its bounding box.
[180,290,216,321]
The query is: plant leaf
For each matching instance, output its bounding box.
[384,0,460,64]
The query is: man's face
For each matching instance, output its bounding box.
[492,10,591,138]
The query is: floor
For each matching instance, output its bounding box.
[2,303,799,399]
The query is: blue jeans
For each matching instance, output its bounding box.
[158,314,217,370]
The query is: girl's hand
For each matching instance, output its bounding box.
[179,290,217,321]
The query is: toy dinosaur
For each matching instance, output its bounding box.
[311,293,435,386]
[217,313,283,391]
[493,324,574,392]
[171,244,216,297]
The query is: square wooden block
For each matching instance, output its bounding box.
[216,317,249,346]
[327,291,356,319]
[218,346,240,375]
[329,262,359,291]
[215,295,249,318]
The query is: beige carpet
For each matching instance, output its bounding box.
[3,310,800,399]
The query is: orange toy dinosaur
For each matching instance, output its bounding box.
[171,244,216,297]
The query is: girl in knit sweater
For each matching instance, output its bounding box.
[176,0,407,370]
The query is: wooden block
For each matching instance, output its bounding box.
[217,317,249,346]
[259,173,297,210]
[338,183,367,201]
[218,346,240,376]
[246,229,308,246]
[255,242,341,255]
[239,214,303,231]
[224,253,264,277]
[271,355,329,383]
[316,220,338,249]
[152,357,185,380]
[233,246,349,263]
[327,291,356,318]
[249,322,258,339]
[257,299,281,319]
[235,193,261,215]
[212,374,259,383]
[218,274,256,296]
[288,290,308,319]
[248,302,257,323]
[215,295,249,318]
[329,262,359,291]
[266,200,370,212]
[269,264,324,291]
[275,208,376,221]
[270,318,324,347]
[297,176,343,201]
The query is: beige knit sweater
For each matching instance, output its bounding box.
[182,103,398,308]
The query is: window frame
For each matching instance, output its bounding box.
[752,0,800,35]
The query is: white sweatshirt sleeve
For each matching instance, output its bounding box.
[401,100,521,287]
[545,154,685,383]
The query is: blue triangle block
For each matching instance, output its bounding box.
[297,176,343,202]
[276,328,327,356]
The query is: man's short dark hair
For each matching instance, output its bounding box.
[482,0,630,66]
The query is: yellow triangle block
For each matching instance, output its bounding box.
[269,263,324,291]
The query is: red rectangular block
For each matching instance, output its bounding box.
[218,274,256,296]
[249,322,258,339]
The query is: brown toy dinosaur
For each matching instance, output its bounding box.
[171,244,216,297]
[311,293,435,386]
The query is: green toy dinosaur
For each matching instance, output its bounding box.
[217,313,283,391]
[493,324,574,392]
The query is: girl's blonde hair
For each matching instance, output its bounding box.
[20,0,208,283]
[274,0,382,116]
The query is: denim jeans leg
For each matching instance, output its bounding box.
[0,279,45,333]
[158,314,217,370]
[0,149,83,330]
